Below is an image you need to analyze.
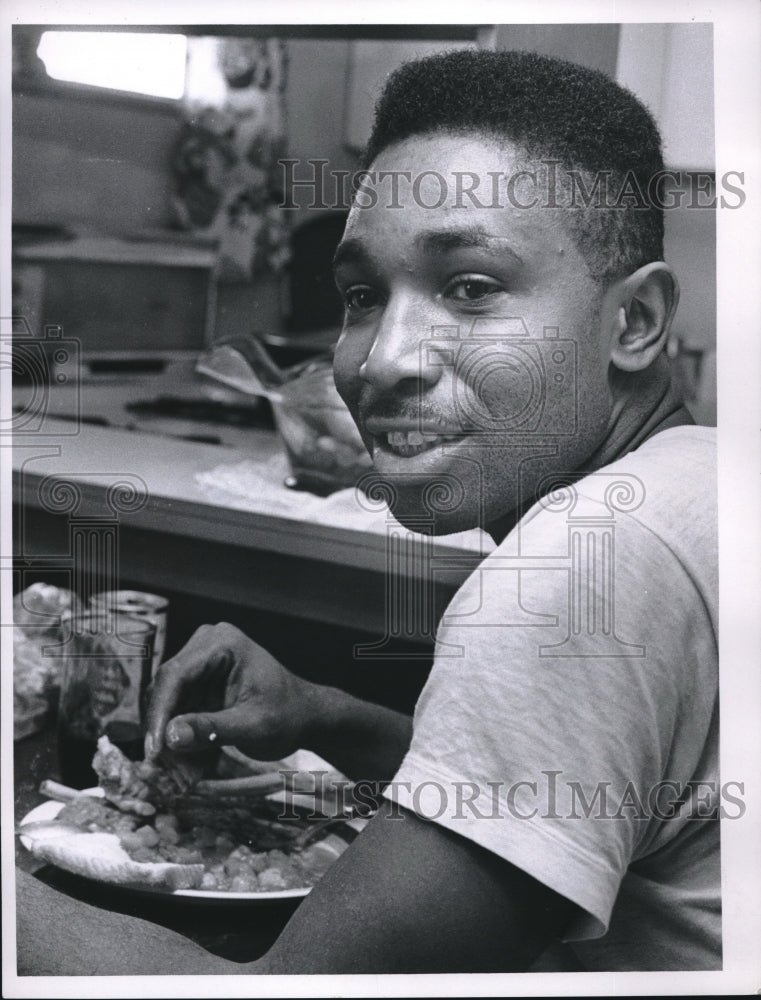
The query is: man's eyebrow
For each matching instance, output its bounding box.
[333,238,368,271]
[416,227,524,264]
[332,227,525,271]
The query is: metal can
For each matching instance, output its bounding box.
[89,591,168,675]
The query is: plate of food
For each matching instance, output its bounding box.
[18,736,368,902]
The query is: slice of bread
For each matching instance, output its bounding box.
[20,820,204,890]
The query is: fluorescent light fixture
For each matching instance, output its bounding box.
[37,31,187,100]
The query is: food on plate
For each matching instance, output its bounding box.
[56,792,142,834]
[92,734,194,816]
[19,822,205,890]
[19,737,355,894]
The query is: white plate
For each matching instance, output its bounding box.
[19,791,363,902]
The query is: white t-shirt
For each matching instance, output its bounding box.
[384,426,720,971]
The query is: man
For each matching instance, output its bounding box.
[17,49,718,975]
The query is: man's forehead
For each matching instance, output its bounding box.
[338,202,580,282]
[344,135,567,228]
[370,128,525,167]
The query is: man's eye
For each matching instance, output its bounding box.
[344,286,380,313]
[445,276,504,302]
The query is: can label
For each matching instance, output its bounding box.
[59,635,148,743]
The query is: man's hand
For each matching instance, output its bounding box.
[144,622,315,763]
[144,622,413,782]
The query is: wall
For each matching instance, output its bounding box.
[216,38,361,339]
[13,39,359,233]
[284,38,358,213]
[13,88,181,232]
[617,23,715,171]
[616,23,716,420]
[12,38,361,341]
[493,23,620,75]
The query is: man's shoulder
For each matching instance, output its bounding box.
[494,424,718,629]
[579,423,714,510]
[609,423,716,479]
[448,424,718,628]
[520,424,716,543]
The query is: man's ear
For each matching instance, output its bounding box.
[606,262,680,372]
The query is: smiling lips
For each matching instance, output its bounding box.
[376,428,463,458]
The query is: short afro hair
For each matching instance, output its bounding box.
[362,49,665,282]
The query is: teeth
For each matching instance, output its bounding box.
[382,429,462,457]
[388,430,426,447]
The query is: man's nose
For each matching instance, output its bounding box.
[358,293,445,391]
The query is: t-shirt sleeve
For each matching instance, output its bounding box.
[383,491,718,940]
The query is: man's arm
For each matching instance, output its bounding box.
[253,799,575,974]
[16,800,574,976]
[302,681,412,782]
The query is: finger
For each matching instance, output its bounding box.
[164,712,222,752]
[144,662,190,760]
[164,706,256,755]
[219,745,281,775]
[144,626,234,759]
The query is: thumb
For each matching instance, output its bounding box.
[164,708,246,752]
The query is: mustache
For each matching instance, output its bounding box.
[357,388,452,427]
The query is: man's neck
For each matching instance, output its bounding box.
[587,358,693,471]
[485,360,693,545]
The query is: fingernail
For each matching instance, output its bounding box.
[144,733,155,758]
[166,721,195,748]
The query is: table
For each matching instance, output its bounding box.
[14,728,309,963]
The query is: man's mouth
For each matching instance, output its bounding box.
[377,429,462,458]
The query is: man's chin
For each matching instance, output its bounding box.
[385,494,483,536]
[358,457,494,534]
